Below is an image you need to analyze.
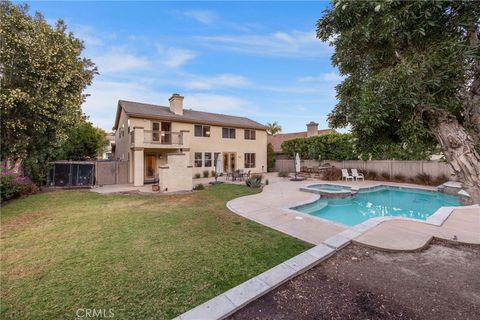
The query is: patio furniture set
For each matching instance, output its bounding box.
[225,170,251,182]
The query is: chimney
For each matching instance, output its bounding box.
[169,93,184,115]
[306,121,319,137]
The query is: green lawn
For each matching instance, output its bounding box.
[0,185,311,319]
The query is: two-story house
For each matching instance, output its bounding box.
[113,93,267,191]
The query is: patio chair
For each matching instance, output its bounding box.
[341,169,354,181]
[351,168,364,181]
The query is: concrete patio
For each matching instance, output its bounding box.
[91,175,245,195]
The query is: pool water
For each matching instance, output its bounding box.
[309,184,351,192]
[295,187,461,226]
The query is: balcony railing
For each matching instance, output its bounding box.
[144,130,183,145]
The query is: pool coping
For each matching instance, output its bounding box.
[175,181,478,320]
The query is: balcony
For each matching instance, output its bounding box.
[130,128,189,149]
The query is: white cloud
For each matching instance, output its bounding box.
[196,30,332,58]
[184,93,252,114]
[183,74,250,90]
[184,10,218,25]
[82,80,257,130]
[73,25,104,46]
[82,80,171,130]
[298,72,344,82]
[156,45,196,68]
[93,47,149,74]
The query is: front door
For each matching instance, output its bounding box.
[145,154,156,179]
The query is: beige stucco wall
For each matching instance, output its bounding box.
[158,153,192,192]
[114,109,131,161]
[171,122,267,176]
[115,112,267,184]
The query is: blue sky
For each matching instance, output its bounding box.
[25,1,341,132]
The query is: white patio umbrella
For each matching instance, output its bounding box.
[213,153,223,184]
[295,153,301,174]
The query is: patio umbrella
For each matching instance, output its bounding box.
[295,153,301,174]
[291,152,302,181]
[212,153,223,184]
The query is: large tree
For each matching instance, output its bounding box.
[0,1,96,182]
[317,0,480,202]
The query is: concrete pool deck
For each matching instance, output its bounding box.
[227,174,480,250]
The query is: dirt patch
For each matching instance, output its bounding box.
[230,240,480,320]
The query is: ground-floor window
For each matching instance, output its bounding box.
[204,152,212,167]
[194,152,203,167]
[244,153,256,168]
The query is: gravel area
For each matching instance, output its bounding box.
[229,240,480,320]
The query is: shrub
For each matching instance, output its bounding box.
[194,173,201,179]
[365,171,379,180]
[380,172,390,181]
[211,170,216,177]
[246,175,262,188]
[202,170,209,178]
[414,173,432,185]
[193,183,205,190]
[393,174,406,182]
[267,143,276,172]
[1,169,39,202]
[278,171,290,178]
[321,167,342,181]
[432,174,449,186]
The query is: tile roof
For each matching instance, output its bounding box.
[267,129,336,153]
[114,100,266,130]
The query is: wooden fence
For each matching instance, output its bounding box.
[274,159,454,180]
[95,160,129,185]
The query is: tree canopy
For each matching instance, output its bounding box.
[317,0,480,202]
[0,1,97,182]
[56,120,108,161]
[266,122,283,135]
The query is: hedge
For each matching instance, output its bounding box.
[281,133,358,160]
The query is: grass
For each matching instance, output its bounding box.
[0,185,311,319]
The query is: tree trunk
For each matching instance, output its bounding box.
[428,112,480,204]
[465,28,480,140]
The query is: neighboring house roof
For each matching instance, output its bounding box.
[113,100,266,130]
[268,129,336,153]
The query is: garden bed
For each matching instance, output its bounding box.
[230,240,480,320]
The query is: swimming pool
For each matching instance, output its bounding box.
[294,187,461,226]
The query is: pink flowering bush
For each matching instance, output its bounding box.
[0,167,38,202]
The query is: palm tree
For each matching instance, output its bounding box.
[266,121,282,135]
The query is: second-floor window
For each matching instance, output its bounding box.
[244,129,256,140]
[222,128,236,139]
[152,122,160,141]
[195,125,210,137]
